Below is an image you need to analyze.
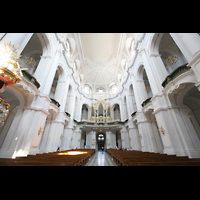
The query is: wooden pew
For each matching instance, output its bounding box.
[106,149,200,166]
[0,149,96,166]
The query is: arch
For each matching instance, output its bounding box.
[21,34,43,75]
[96,131,106,150]
[159,33,188,74]
[35,33,52,57]
[176,83,197,107]
[149,33,164,55]
[81,103,90,110]
[168,82,200,156]
[81,104,89,121]
[112,103,121,121]
[56,65,65,81]
[137,64,145,81]
[135,64,152,102]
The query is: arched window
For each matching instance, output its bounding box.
[96,87,105,96]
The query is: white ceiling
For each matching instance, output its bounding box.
[80,33,121,63]
[60,33,139,95]
[74,33,127,91]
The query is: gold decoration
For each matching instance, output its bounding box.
[160,126,165,135]
[139,134,142,139]
[23,57,36,68]
[90,98,112,123]
[51,86,56,93]
[0,42,27,87]
[166,55,179,66]
[38,127,44,136]
[146,85,151,92]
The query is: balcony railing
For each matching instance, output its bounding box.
[162,63,191,88]
[141,97,152,107]
[73,119,128,126]
[22,70,40,89]
[65,112,71,117]
[50,98,60,108]
[131,111,137,117]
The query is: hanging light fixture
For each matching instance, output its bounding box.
[0,42,27,126]
[0,42,27,90]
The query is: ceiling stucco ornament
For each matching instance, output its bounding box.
[57,33,142,99]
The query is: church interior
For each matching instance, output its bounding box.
[0,33,200,166]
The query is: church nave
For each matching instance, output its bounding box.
[85,150,117,166]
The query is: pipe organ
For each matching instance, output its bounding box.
[90,98,112,123]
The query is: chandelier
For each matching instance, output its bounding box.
[0,42,27,126]
[166,55,179,66]
[0,42,27,90]
[0,97,10,127]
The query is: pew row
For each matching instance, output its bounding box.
[0,149,95,166]
[106,149,200,166]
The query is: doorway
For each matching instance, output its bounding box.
[96,132,106,150]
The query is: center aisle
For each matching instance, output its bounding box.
[85,150,117,166]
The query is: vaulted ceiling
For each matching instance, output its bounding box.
[59,33,140,95]
[77,33,124,89]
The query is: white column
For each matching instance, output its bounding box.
[111,131,116,148]
[128,120,141,150]
[42,50,61,95]
[54,80,65,102]
[106,130,116,149]
[120,126,129,149]
[125,91,132,120]
[137,111,155,152]
[86,130,96,149]
[106,131,110,149]
[45,121,58,152]
[130,74,143,111]
[39,121,51,153]
[61,127,73,151]
[140,49,161,95]
[0,108,23,158]
[175,107,200,158]
[73,126,82,149]
[59,74,71,112]
[76,96,83,121]
[149,54,169,82]
[34,55,52,86]
[0,33,33,52]
[119,97,125,121]
[68,89,77,120]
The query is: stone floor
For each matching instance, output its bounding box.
[85,150,117,166]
